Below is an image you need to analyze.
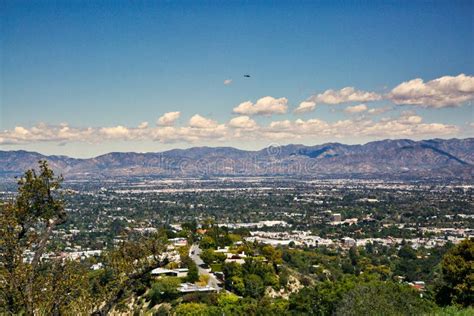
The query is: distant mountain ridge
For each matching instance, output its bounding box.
[1,138,473,180]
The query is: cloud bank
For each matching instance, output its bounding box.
[1,113,461,146]
[2,74,471,147]
[296,74,474,113]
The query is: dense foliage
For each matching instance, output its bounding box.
[0,162,472,315]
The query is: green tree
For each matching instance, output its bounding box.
[435,238,474,307]
[256,297,289,315]
[0,161,67,314]
[147,277,181,306]
[244,274,265,298]
[187,260,200,283]
[200,249,216,265]
[217,292,239,307]
[35,260,93,314]
[334,281,434,316]
[201,249,226,266]
[174,302,216,315]
[395,244,420,281]
[263,272,279,287]
[200,236,216,249]
[90,231,169,315]
[261,245,282,264]
[289,275,361,315]
[223,262,243,292]
[433,305,474,316]
[230,276,245,296]
[0,163,173,315]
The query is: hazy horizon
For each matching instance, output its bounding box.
[1,136,472,159]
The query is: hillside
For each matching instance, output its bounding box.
[1,138,473,180]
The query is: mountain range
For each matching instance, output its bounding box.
[1,138,473,180]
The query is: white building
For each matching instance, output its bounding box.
[151,267,188,278]
[178,283,218,293]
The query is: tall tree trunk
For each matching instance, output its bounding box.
[25,220,55,315]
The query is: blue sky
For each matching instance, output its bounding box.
[1,0,473,157]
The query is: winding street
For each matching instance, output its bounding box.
[189,243,221,291]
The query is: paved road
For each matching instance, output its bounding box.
[189,244,221,291]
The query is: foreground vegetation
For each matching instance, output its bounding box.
[0,162,472,315]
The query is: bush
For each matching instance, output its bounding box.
[174,302,217,315]
[146,277,181,306]
[433,306,474,316]
[334,281,434,316]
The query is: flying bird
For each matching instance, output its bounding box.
[244,74,251,78]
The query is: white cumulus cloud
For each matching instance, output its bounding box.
[188,114,219,129]
[294,101,316,113]
[367,106,392,115]
[310,87,381,105]
[157,111,181,126]
[233,96,288,116]
[100,126,130,138]
[344,104,368,114]
[228,116,257,129]
[138,121,149,129]
[388,74,474,108]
